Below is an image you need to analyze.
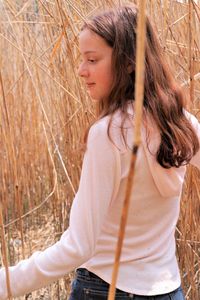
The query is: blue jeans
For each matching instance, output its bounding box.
[68,268,185,300]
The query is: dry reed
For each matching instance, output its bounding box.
[108,1,146,299]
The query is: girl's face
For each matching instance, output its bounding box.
[78,28,113,102]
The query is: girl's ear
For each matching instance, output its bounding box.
[127,64,134,74]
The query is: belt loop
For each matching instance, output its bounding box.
[77,268,90,277]
[84,269,90,276]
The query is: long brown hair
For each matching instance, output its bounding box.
[81,5,199,168]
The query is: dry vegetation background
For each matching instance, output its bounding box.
[0,0,200,299]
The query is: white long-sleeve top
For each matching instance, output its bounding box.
[0,106,200,299]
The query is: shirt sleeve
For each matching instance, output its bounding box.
[0,121,121,299]
[188,113,200,170]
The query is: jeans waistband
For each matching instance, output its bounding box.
[76,268,184,299]
[76,268,135,298]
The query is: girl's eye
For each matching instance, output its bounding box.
[88,59,96,63]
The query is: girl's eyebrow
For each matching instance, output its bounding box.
[83,50,97,54]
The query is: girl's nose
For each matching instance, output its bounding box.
[78,63,88,77]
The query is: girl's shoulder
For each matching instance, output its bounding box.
[88,109,134,153]
[87,116,110,143]
[184,109,200,128]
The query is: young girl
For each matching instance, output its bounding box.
[0,5,200,300]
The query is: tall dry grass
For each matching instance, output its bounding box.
[0,0,199,299]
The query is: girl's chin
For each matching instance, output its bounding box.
[91,97,100,102]
[89,92,106,102]
[90,94,101,102]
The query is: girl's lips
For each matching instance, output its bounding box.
[86,83,96,88]
[86,83,95,86]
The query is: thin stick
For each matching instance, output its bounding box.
[0,202,12,300]
[108,2,146,299]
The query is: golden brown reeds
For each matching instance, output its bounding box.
[0,1,199,299]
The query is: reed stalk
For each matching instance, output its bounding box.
[108,1,146,299]
[188,0,195,105]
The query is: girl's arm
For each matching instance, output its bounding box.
[0,120,121,299]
